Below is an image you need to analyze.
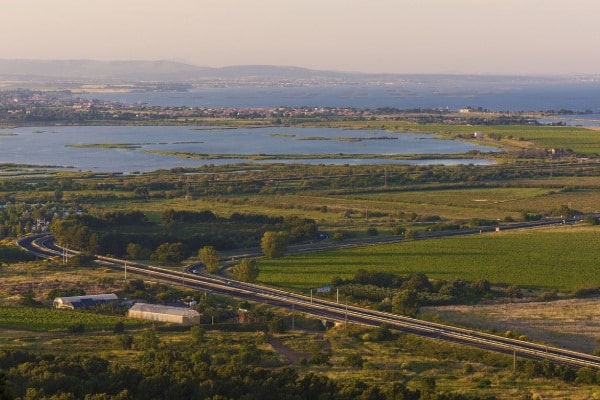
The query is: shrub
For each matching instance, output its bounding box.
[68,323,85,334]
[572,286,600,298]
[343,354,364,369]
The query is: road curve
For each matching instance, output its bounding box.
[17,232,600,370]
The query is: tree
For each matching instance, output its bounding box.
[54,188,63,202]
[391,289,419,317]
[575,366,598,384]
[150,242,185,266]
[268,316,287,334]
[189,326,205,345]
[113,321,125,334]
[127,243,150,260]
[133,186,149,199]
[261,231,288,258]
[366,227,378,236]
[0,371,13,400]
[471,279,492,297]
[415,376,436,393]
[136,329,160,351]
[199,246,221,273]
[552,204,577,219]
[115,334,134,350]
[401,273,432,292]
[391,226,404,236]
[232,258,259,283]
[343,353,364,369]
[67,252,96,267]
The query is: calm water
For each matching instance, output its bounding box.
[6,81,598,173]
[85,81,600,112]
[0,126,497,174]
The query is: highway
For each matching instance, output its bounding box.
[208,216,583,261]
[17,228,600,370]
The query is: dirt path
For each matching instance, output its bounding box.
[266,336,310,364]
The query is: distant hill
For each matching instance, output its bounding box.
[0,59,367,83]
[0,59,593,88]
[0,59,209,81]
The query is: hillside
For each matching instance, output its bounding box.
[1,59,592,87]
[0,59,362,83]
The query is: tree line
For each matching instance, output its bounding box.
[331,269,501,317]
[49,209,317,263]
[0,345,499,400]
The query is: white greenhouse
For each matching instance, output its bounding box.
[53,293,119,310]
[127,303,200,325]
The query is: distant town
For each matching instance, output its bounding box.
[0,89,553,126]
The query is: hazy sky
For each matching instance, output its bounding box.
[3,0,599,75]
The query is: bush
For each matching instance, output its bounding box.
[343,354,364,369]
[506,285,523,299]
[332,230,356,241]
[366,227,378,236]
[268,316,287,334]
[391,226,405,236]
[67,323,85,334]
[538,290,559,301]
[113,321,125,334]
[115,334,134,350]
[572,286,600,298]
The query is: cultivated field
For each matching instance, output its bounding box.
[258,225,600,291]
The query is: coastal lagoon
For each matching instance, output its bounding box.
[0,126,497,174]
[84,81,600,113]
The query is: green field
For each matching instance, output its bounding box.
[0,306,147,331]
[258,226,600,291]
[303,120,600,156]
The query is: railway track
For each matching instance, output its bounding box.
[18,232,600,369]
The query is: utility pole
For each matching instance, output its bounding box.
[345,303,348,329]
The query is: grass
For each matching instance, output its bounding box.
[305,120,600,156]
[141,150,477,161]
[0,307,598,398]
[258,225,600,291]
[423,297,600,354]
[0,306,146,331]
[67,143,142,149]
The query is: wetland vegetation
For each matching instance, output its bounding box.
[1,101,600,398]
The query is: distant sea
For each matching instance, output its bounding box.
[83,80,600,116]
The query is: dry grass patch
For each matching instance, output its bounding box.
[424,298,600,353]
[0,261,128,304]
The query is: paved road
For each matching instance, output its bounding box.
[17,223,600,369]
[217,216,581,260]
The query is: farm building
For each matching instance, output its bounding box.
[127,303,200,325]
[53,293,119,310]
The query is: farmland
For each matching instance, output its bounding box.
[2,102,600,398]
[0,306,145,331]
[258,225,600,291]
